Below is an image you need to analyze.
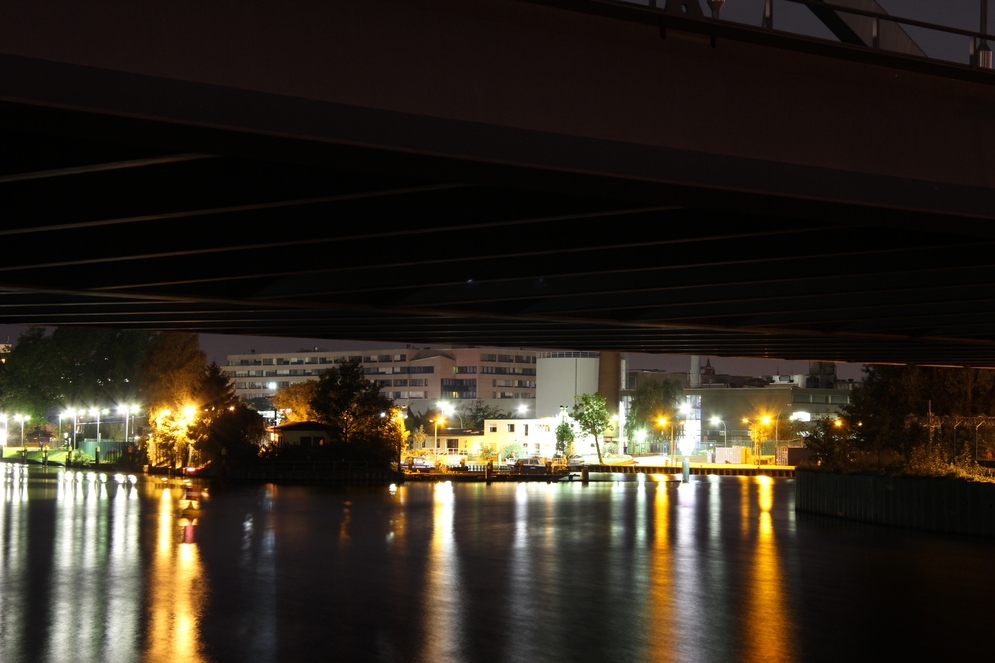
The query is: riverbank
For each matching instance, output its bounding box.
[796,469,995,537]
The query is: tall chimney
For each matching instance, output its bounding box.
[690,355,702,388]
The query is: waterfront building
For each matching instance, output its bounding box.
[223,345,537,413]
[623,359,858,454]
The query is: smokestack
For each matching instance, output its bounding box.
[597,350,622,416]
[690,355,701,388]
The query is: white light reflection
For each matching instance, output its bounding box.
[102,480,141,661]
[0,464,28,662]
[672,480,707,662]
[420,481,465,663]
[236,485,277,660]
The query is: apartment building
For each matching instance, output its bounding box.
[223,345,537,410]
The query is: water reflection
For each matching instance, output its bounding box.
[147,487,207,663]
[421,481,465,662]
[0,470,207,663]
[644,481,674,659]
[743,476,794,663]
[3,471,993,662]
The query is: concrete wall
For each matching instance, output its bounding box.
[535,354,600,418]
[796,470,995,537]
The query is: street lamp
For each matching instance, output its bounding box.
[710,417,727,447]
[119,404,139,450]
[14,414,29,447]
[433,417,445,453]
[64,409,79,450]
[439,401,464,428]
[657,416,681,464]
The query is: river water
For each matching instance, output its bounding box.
[1,465,993,663]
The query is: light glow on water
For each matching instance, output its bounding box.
[2,469,994,662]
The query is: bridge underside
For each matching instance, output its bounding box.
[2,0,995,367]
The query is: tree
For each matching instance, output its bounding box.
[555,418,575,457]
[138,332,208,467]
[188,362,265,468]
[805,416,858,471]
[460,400,507,429]
[0,326,153,426]
[841,364,995,466]
[0,327,60,421]
[310,358,399,465]
[139,332,207,413]
[272,381,318,422]
[195,402,266,468]
[624,378,683,444]
[572,393,612,464]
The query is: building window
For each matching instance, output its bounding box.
[507,424,515,433]
[480,353,497,362]
[489,425,497,433]
[524,424,529,436]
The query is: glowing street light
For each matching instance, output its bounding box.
[658,416,681,463]
[13,414,29,447]
[438,401,464,428]
[710,417,727,447]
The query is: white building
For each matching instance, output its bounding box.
[223,345,537,413]
[534,351,601,418]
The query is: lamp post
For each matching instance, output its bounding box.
[67,409,78,450]
[14,414,29,447]
[119,405,139,448]
[89,408,107,446]
[711,417,727,448]
[433,417,445,454]
[657,416,681,464]
[743,418,758,460]
[0,414,7,460]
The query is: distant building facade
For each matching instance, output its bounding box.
[223,346,537,412]
[624,359,860,453]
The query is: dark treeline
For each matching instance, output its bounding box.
[807,364,995,478]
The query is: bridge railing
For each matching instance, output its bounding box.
[613,0,993,69]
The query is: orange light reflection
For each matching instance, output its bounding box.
[742,477,794,663]
[645,483,675,660]
[145,487,207,663]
